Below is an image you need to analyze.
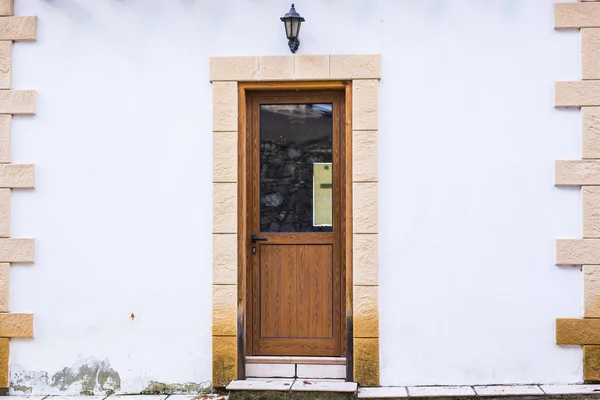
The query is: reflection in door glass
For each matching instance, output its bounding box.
[260,104,333,233]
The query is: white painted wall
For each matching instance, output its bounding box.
[8,0,582,393]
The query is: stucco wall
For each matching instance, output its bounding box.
[7,0,582,394]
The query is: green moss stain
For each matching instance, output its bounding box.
[141,380,212,395]
[50,360,120,395]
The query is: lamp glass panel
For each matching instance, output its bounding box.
[285,18,292,38]
[291,18,300,37]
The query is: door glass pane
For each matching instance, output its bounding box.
[260,103,333,233]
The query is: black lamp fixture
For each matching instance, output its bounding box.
[281,4,305,54]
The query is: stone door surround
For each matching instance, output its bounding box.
[210,54,381,387]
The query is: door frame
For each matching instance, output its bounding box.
[237,81,354,380]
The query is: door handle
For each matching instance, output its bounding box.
[252,234,268,243]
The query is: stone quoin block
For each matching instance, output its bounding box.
[555,3,600,29]
[583,107,600,159]
[213,132,237,183]
[0,338,7,388]
[0,238,33,262]
[213,234,237,285]
[0,41,11,90]
[0,313,33,337]
[557,239,600,265]
[294,55,330,80]
[353,234,378,286]
[213,82,238,132]
[556,318,600,344]
[354,285,379,338]
[0,0,12,16]
[555,81,600,107]
[210,57,259,82]
[330,55,381,80]
[259,56,294,81]
[0,90,35,114]
[0,164,34,188]
[584,187,600,238]
[213,336,237,388]
[353,130,378,182]
[584,29,600,80]
[354,338,380,387]
[0,263,7,312]
[585,266,600,318]
[213,183,237,234]
[0,189,9,238]
[212,284,237,336]
[0,17,35,41]
[555,160,600,186]
[0,115,11,163]
[353,80,379,131]
[584,346,600,382]
[353,182,378,234]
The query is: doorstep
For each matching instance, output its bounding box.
[227,378,357,400]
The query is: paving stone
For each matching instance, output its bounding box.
[358,386,409,398]
[541,384,600,394]
[407,386,475,397]
[474,385,544,396]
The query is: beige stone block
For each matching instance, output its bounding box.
[354,286,379,338]
[583,29,600,80]
[294,55,329,80]
[213,82,238,132]
[0,41,10,90]
[0,338,7,388]
[0,115,11,163]
[556,239,600,265]
[557,318,600,344]
[0,238,33,262]
[585,266,600,317]
[0,313,33,337]
[0,164,33,188]
[585,346,600,382]
[330,55,381,79]
[213,183,237,234]
[353,183,378,234]
[213,132,237,183]
[556,81,600,107]
[0,263,7,312]
[0,17,35,41]
[555,3,600,29]
[354,338,380,386]
[353,234,378,286]
[353,80,378,131]
[213,234,237,285]
[0,90,35,114]
[213,336,237,387]
[583,107,600,158]
[213,285,237,336]
[0,189,9,238]
[584,187,600,238]
[0,0,13,16]
[353,130,378,182]
[555,160,600,186]
[210,57,259,82]
[260,56,294,81]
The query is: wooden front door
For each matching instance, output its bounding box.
[246,90,346,357]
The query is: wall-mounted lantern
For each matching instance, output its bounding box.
[281,4,305,54]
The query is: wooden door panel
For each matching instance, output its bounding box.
[247,90,345,357]
[260,244,333,339]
